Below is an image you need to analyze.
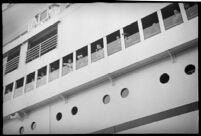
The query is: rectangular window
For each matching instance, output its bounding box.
[49,60,60,82]
[91,38,104,63]
[14,77,24,98]
[76,46,88,70]
[123,21,140,48]
[26,24,57,63]
[36,66,47,88]
[25,72,35,93]
[62,53,73,76]
[5,46,20,74]
[4,83,13,102]
[142,12,161,39]
[184,3,198,20]
[161,3,183,30]
[106,30,122,56]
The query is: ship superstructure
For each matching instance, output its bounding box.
[3,3,198,134]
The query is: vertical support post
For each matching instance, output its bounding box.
[137,20,145,42]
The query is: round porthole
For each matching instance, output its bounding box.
[31,122,36,130]
[56,112,62,121]
[19,126,24,134]
[121,88,129,98]
[71,106,78,115]
[185,64,195,75]
[103,95,110,104]
[160,73,169,84]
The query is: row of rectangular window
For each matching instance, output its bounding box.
[3,3,198,101]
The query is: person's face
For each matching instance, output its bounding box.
[68,59,72,63]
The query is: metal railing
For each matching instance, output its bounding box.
[5,56,19,74]
[26,34,57,63]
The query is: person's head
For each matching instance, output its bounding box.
[174,9,179,14]
[97,44,101,49]
[68,59,72,63]
[184,3,190,9]
[116,36,120,39]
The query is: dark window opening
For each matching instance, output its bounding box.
[56,112,62,121]
[62,53,73,75]
[106,30,120,44]
[37,66,47,80]
[123,21,140,48]
[28,25,57,49]
[184,3,198,20]
[26,72,35,84]
[49,60,60,73]
[76,46,88,60]
[161,3,183,30]
[7,48,20,62]
[26,24,57,63]
[142,12,160,39]
[19,126,24,134]
[63,53,73,66]
[15,77,24,89]
[123,22,139,37]
[160,73,169,84]
[71,106,78,115]
[142,12,159,29]
[103,95,110,104]
[185,64,195,75]
[121,88,129,98]
[5,83,13,94]
[91,38,104,54]
[31,122,36,130]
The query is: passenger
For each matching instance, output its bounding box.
[96,44,102,52]
[77,54,83,60]
[51,67,55,72]
[173,9,182,24]
[116,35,120,40]
[63,59,73,69]
[38,72,45,80]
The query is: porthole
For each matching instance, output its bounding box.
[103,95,110,104]
[56,112,62,121]
[185,64,195,75]
[121,88,129,98]
[160,73,169,84]
[19,126,24,134]
[71,106,78,115]
[31,122,36,130]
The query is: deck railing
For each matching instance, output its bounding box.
[26,34,57,63]
[143,23,161,39]
[164,13,183,30]
[91,49,104,63]
[76,56,88,70]
[107,39,122,56]
[49,70,59,82]
[124,32,140,48]
[25,82,35,93]
[13,87,23,98]
[62,63,73,76]
[5,56,19,74]
[186,5,198,20]
[36,76,47,88]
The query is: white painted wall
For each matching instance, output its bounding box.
[3,3,198,117]
[3,40,198,134]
